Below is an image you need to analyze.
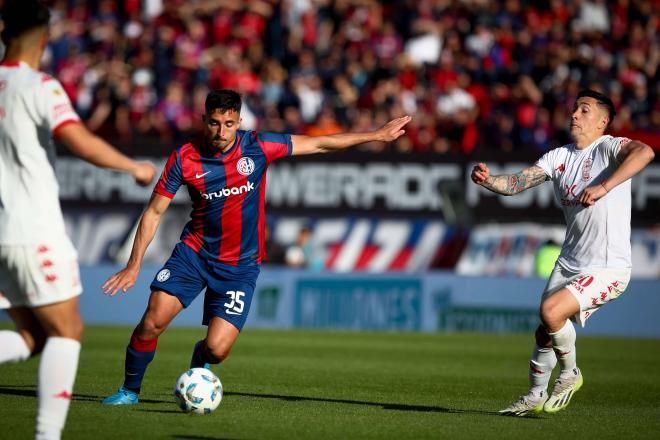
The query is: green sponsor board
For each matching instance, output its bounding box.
[295,278,422,330]
[256,286,281,320]
[434,290,538,333]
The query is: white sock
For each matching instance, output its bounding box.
[36,337,81,440]
[549,320,578,378]
[528,345,557,399]
[0,330,31,363]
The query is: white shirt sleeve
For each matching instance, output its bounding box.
[535,150,556,179]
[36,75,80,134]
[605,136,632,164]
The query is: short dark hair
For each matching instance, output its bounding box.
[205,90,242,115]
[577,89,616,126]
[0,0,50,44]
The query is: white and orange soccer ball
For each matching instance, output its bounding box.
[174,368,223,414]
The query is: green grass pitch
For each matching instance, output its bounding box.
[1,326,659,439]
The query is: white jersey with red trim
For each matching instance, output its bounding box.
[0,61,80,244]
[536,135,632,271]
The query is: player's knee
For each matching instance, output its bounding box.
[64,320,83,341]
[534,325,552,347]
[206,341,232,363]
[62,314,84,340]
[48,315,84,341]
[70,318,84,341]
[539,301,561,328]
[140,317,167,338]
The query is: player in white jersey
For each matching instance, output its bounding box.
[471,89,655,416]
[0,2,156,439]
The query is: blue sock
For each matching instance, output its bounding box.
[190,340,210,369]
[123,345,156,394]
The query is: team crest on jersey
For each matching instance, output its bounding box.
[156,269,171,282]
[581,157,593,181]
[236,157,255,176]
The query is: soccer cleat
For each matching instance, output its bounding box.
[101,386,139,405]
[544,369,583,413]
[499,393,548,417]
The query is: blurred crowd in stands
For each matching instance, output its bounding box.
[1,0,658,154]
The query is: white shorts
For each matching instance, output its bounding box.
[542,264,631,327]
[0,241,82,309]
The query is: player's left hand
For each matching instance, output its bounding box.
[579,184,608,207]
[377,116,412,142]
[102,266,140,296]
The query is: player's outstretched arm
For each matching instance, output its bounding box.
[102,193,172,296]
[471,162,549,195]
[56,122,157,186]
[580,140,655,207]
[290,115,412,156]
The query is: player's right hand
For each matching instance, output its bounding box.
[133,161,157,187]
[471,162,490,184]
[102,266,140,296]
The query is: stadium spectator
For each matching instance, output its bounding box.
[100,89,411,405]
[0,1,156,439]
[1,1,655,155]
[470,89,655,416]
[285,225,314,268]
[151,81,194,140]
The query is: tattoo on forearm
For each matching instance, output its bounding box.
[482,166,548,195]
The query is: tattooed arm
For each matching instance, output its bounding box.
[470,162,550,195]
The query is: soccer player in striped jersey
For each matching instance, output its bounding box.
[471,90,655,416]
[101,89,411,405]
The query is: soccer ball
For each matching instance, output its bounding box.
[174,368,223,414]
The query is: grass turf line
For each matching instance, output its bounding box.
[0,326,659,439]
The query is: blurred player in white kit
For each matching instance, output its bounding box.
[471,89,655,416]
[0,1,156,438]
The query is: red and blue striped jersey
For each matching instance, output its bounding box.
[153,130,292,266]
